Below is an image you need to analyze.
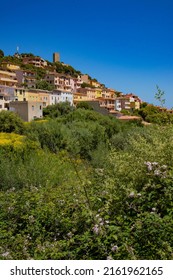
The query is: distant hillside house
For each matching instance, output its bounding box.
[9,101,43,122]
[22,56,47,68]
[45,72,74,92]
[0,85,16,99]
[115,94,141,111]
[90,79,102,88]
[73,75,84,91]
[98,97,115,111]
[50,90,73,106]
[73,92,89,104]
[0,89,14,111]
[101,88,118,98]
[14,88,50,108]
[0,86,16,111]
[0,70,18,87]
[15,69,37,88]
[77,87,97,100]
[1,62,20,71]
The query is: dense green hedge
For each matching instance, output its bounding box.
[1,107,173,259]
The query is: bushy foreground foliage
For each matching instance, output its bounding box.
[0,111,24,133]
[135,104,173,125]
[0,108,173,260]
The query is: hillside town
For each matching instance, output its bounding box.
[0,50,144,121]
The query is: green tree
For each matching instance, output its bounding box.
[140,102,148,108]
[81,82,95,88]
[43,102,73,118]
[121,109,131,115]
[155,85,165,107]
[0,111,24,133]
[76,102,93,110]
[137,104,160,122]
[20,53,35,57]
[36,80,54,91]
[0,49,4,59]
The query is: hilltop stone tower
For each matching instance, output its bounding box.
[53,52,60,63]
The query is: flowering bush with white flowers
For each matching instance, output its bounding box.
[1,109,173,260]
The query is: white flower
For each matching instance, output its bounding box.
[161,165,167,169]
[67,232,73,238]
[147,165,153,171]
[28,215,35,223]
[154,169,161,176]
[129,191,135,198]
[92,224,99,234]
[111,245,118,252]
[2,252,9,257]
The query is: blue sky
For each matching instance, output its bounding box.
[1,0,173,107]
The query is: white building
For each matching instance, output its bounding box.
[50,90,73,106]
[0,86,16,110]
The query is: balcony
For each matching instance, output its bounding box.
[106,104,114,109]
[0,77,16,82]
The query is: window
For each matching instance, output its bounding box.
[40,105,42,110]
[32,105,34,111]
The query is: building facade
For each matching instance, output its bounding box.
[14,88,50,107]
[50,90,73,106]
[9,101,43,122]
[0,70,18,87]
[22,56,47,68]
[45,72,74,92]
[15,70,37,88]
[115,94,142,112]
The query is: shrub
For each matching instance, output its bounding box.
[0,111,24,134]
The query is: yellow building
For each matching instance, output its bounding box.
[95,88,102,98]
[90,80,102,88]
[1,62,20,71]
[85,88,97,99]
[73,92,89,104]
[37,91,50,107]
[0,70,18,87]
[14,88,50,107]
[101,88,117,98]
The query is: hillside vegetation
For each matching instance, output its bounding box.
[0,105,173,260]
